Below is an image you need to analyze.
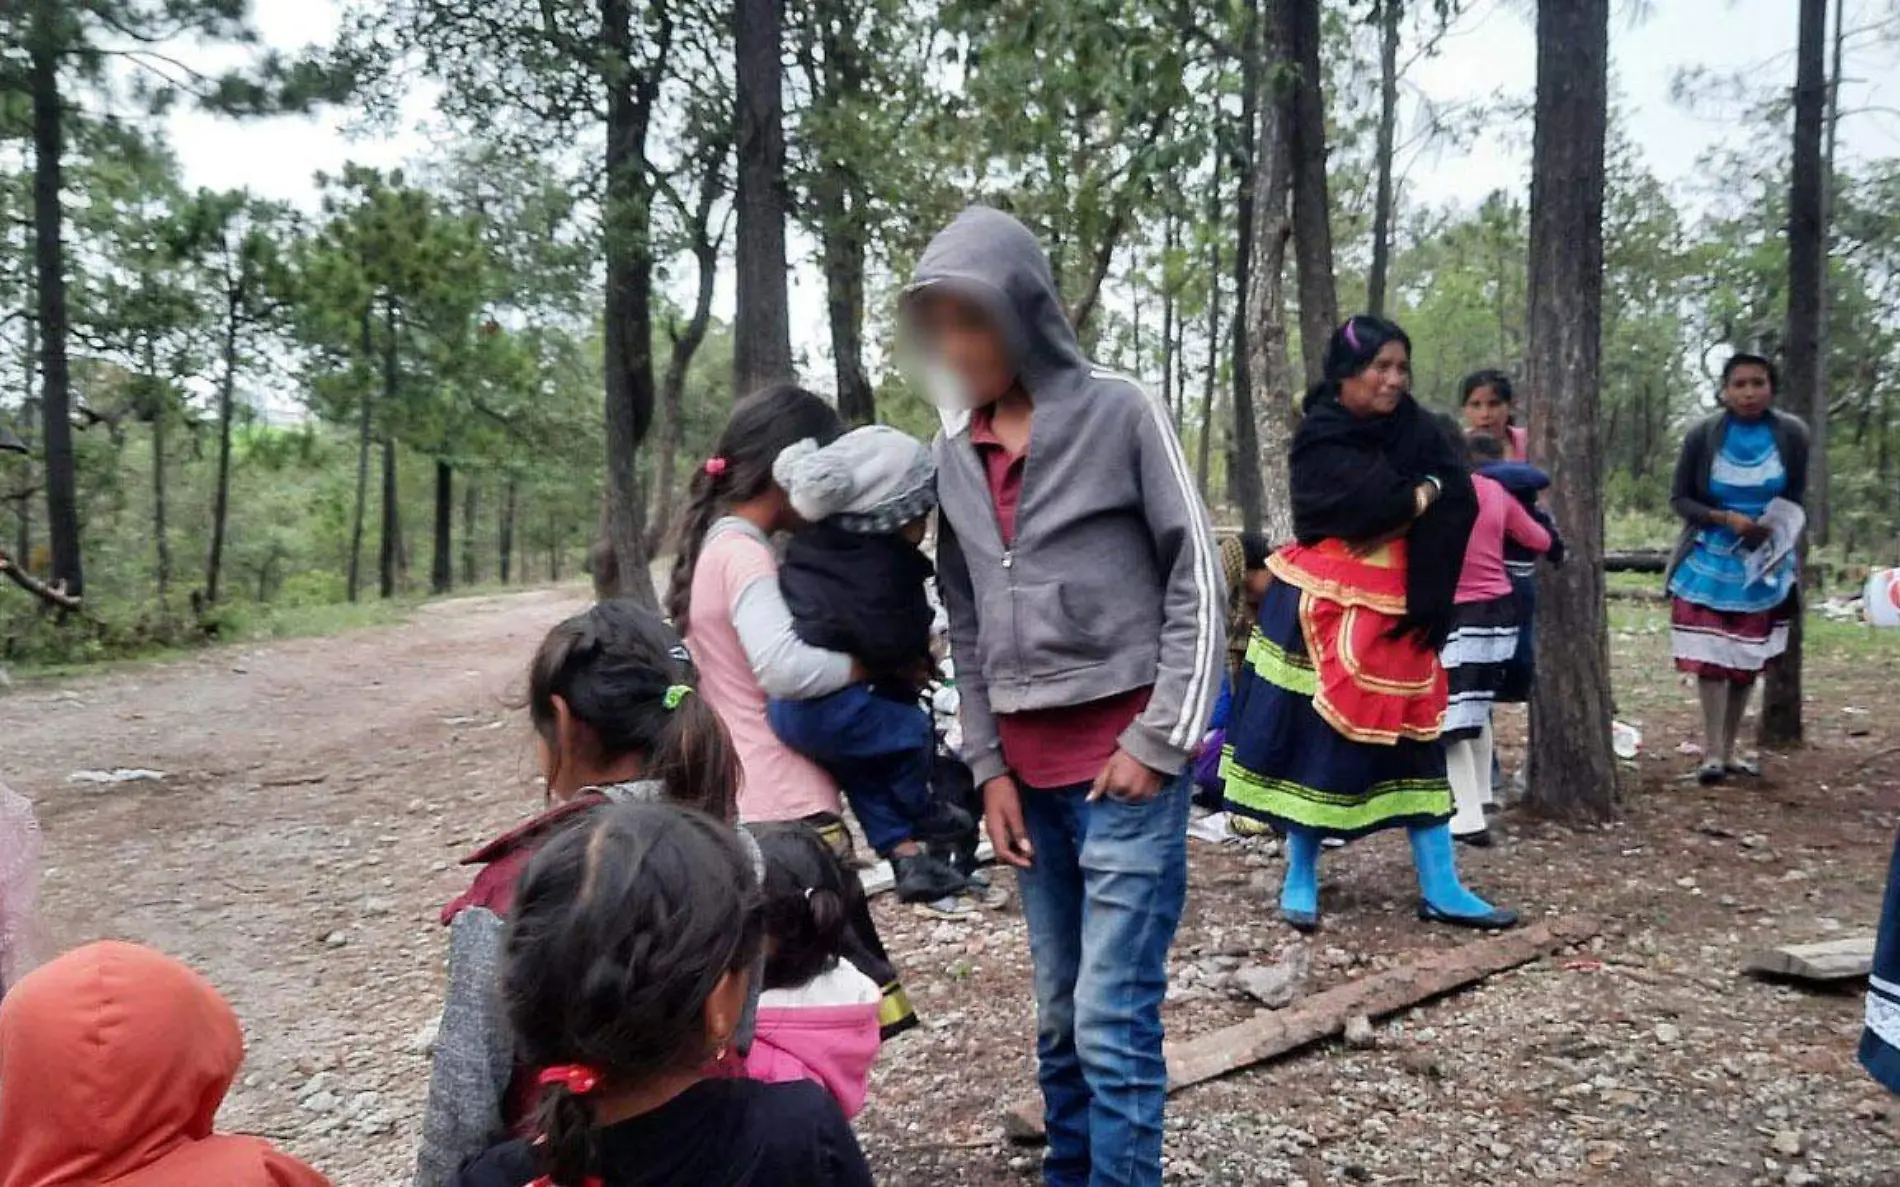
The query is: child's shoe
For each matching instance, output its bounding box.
[893,851,968,903]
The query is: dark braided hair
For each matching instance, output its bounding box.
[1323,314,1412,384]
[663,385,845,632]
[528,600,738,820]
[748,822,862,991]
[505,803,764,1187]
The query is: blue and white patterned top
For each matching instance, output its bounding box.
[1667,417,1795,613]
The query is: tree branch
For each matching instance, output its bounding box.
[0,549,84,612]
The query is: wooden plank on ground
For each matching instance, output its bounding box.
[1002,914,1600,1143]
[1742,935,1876,983]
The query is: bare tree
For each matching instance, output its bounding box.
[1524,0,1616,823]
[733,0,794,396]
[1285,0,1339,385]
[1367,0,1401,317]
[1247,0,1299,545]
[1759,0,1829,749]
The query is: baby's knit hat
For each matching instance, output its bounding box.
[773,425,938,535]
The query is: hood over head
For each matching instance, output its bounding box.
[903,206,1086,393]
[0,941,328,1187]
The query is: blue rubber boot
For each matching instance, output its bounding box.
[1280,827,1322,933]
[1408,822,1518,930]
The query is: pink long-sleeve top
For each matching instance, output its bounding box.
[1455,474,1552,603]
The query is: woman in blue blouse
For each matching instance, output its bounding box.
[1664,354,1809,784]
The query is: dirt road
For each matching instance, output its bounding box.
[4,589,1897,1185]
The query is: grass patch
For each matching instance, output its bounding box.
[2,582,547,683]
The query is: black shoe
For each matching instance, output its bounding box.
[911,800,976,845]
[1454,829,1495,849]
[892,852,968,903]
[1416,901,1518,930]
[1280,907,1320,934]
[1696,761,1726,786]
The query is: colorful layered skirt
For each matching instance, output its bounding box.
[1669,526,1796,684]
[1220,540,1454,840]
[1442,593,1520,742]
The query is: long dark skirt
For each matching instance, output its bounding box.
[1862,827,1900,1094]
[1497,564,1537,704]
[1221,580,1453,841]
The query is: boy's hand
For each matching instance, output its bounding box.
[1090,749,1165,803]
[983,775,1034,868]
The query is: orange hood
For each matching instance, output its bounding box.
[0,941,329,1187]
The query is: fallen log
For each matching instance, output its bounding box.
[1605,550,1668,574]
[1002,914,1600,1143]
[1742,935,1875,984]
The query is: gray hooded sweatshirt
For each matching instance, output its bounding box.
[911,206,1224,787]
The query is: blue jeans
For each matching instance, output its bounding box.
[1016,776,1190,1187]
[767,684,932,855]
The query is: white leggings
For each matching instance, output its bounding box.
[1446,716,1496,837]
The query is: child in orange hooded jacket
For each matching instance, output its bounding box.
[0,940,330,1187]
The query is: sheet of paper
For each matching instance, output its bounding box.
[1743,497,1806,585]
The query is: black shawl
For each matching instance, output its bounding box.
[1289,384,1477,648]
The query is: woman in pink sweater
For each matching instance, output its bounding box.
[1442,433,1553,845]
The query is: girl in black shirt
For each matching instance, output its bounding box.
[450,802,874,1187]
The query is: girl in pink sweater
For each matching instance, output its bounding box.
[1442,433,1553,845]
[740,823,883,1119]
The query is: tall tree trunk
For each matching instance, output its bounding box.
[461,478,479,587]
[812,7,874,425]
[1286,0,1339,386]
[1248,0,1299,546]
[1161,204,1177,425]
[1229,0,1265,538]
[29,0,81,598]
[379,298,400,600]
[733,0,794,396]
[346,307,373,603]
[1524,0,1616,823]
[1761,0,1828,749]
[597,0,668,606]
[499,478,517,584]
[16,306,37,565]
[1367,0,1401,318]
[648,136,729,556]
[149,380,170,611]
[431,459,453,595]
[205,292,241,605]
[1197,156,1223,499]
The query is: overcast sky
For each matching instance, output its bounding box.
[159,0,1900,371]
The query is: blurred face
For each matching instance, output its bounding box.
[1463,384,1511,436]
[1723,363,1774,421]
[906,292,1015,409]
[1338,341,1410,419]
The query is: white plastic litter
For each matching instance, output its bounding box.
[1865,568,1900,627]
[1188,811,1241,845]
[66,769,167,785]
[1612,721,1642,760]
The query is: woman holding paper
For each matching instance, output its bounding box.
[1665,353,1809,784]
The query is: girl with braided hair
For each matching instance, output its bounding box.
[414,602,752,1187]
[449,803,873,1187]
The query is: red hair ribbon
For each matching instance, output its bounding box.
[528,1178,603,1187]
[537,1064,602,1095]
[704,456,729,477]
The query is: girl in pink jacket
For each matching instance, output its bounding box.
[740,823,883,1118]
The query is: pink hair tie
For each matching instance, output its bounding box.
[1343,318,1362,351]
[537,1064,602,1095]
[704,456,729,477]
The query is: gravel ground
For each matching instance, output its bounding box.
[2,590,1895,1186]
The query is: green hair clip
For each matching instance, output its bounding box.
[662,684,693,711]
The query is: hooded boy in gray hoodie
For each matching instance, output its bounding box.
[904,206,1222,1187]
